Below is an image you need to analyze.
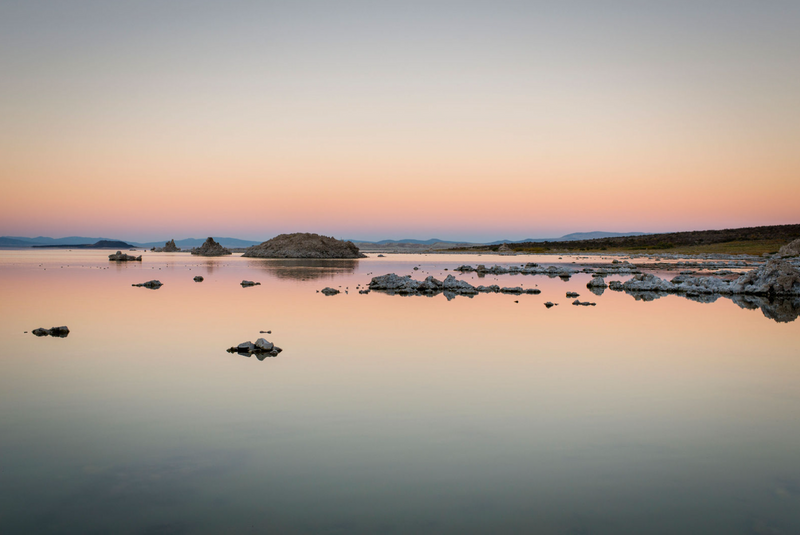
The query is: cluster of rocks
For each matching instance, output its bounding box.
[191,237,231,257]
[132,280,163,289]
[152,239,180,252]
[454,263,574,279]
[109,251,142,261]
[227,338,283,359]
[241,280,260,287]
[609,259,800,297]
[368,273,540,299]
[32,326,69,337]
[242,233,365,259]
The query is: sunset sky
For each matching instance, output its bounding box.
[1,1,798,242]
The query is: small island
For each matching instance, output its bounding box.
[242,233,365,259]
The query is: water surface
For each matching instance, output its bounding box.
[1,250,798,534]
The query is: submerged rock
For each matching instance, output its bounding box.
[544,302,557,308]
[32,326,69,337]
[243,233,365,259]
[193,276,204,282]
[109,251,142,261]
[132,280,163,289]
[191,237,232,257]
[241,280,261,287]
[572,300,596,306]
[566,292,580,298]
[321,287,340,295]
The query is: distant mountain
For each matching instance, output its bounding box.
[0,236,117,247]
[32,240,135,249]
[558,231,646,241]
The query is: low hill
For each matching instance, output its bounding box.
[453,224,800,256]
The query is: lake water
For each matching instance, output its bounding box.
[1,250,798,534]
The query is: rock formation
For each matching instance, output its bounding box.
[242,233,365,259]
[191,237,231,257]
[32,326,69,337]
[109,251,142,261]
[778,238,800,257]
[132,280,163,289]
[227,337,283,358]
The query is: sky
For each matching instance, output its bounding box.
[1,1,798,242]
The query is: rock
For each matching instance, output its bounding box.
[497,243,512,254]
[377,254,386,257]
[729,258,800,296]
[499,287,523,294]
[109,251,142,261]
[572,300,596,306]
[566,292,580,298]
[32,326,70,337]
[153,239,181,252]
[358,289,370,294]
[321,287,340,295]
[241,280,261,287]
[368,273,477,297]
[778,238,800,258]
[194,276,204,282]
[191,237,232,257]
[544,302,556,308]
[587,278,607,289]
[242,233,365,259]
[255,338,274,351]
[524,288,542,294]
[132,280,163,289]
[227,339,284,356]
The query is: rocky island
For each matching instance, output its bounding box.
[242,233,365,259]
[191,237,231,256]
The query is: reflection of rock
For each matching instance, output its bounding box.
[32,326,70,337]
[194,276,204,282]
[243,259,358,280]
[191,237,231,256]
[778,238,800,258]
[730,295,800,323]
[109,251,142,261]
[227,338,283,357]
[241,280,260,287]
[321,287,340,295]
[243,233,365,258]
[132,280,163,289]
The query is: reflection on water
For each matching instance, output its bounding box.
[1,250,799,534]
[244,258,359,280]
[620,291,800,323]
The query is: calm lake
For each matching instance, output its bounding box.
[1,250,798,534]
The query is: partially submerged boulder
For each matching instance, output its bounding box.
[243,233,365,259]
[193,276,204,282]
[132,280,163,289]
[191,237,231,257]
[227,338,283,358]
[109,251,142,261]
[241,280,261,287]
[32,326,69,337]
[321,287,340,295]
